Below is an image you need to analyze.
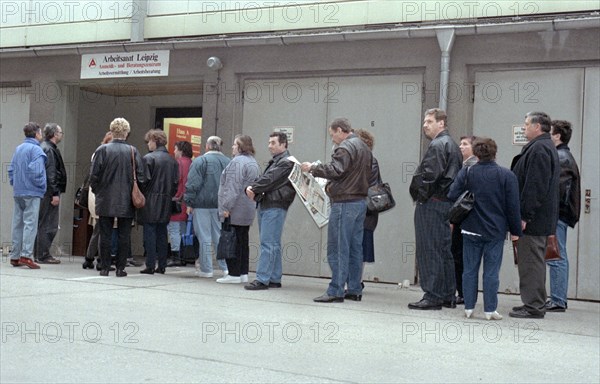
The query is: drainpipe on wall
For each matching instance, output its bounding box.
[436,29,455,112]
[130,0,148,43]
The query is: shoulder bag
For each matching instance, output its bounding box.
[448,167,475,225]
[75,173,90,209]
[130,146,146,209]
[367,182,395,213]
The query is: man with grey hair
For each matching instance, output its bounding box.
[35,123,67,264]
[510,111,560,319]
[184,136,231,278]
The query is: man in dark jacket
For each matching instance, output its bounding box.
[546,120,581,312]
[409,108,462,310]
[35,123,67,264]
[244,132,296,290]
[139,129,179,275]
[301,118,372,303]
[90,117,145,277]
[510,111,560,319]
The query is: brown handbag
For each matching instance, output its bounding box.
[545,235,561,261]
[130,146,146,209]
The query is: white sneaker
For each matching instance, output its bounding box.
[465,309,474,318]
[240,274,248,283]
[222,270,229,277]
[485,311,503,320]
[196,271,213,278]
[216,275,241,284]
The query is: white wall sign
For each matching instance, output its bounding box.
[273,126,294,143]
[512,125,528,145]
[80,50,170,79]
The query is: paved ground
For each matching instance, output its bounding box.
[1,256,599,383]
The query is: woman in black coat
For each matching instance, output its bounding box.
[138,129,179,274]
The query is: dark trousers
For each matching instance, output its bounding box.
[143,223,169,269]
[516,235,547,315]
[85,224,101,261]
[414,201,456,303]
[34,196,59,260]
[225,225,249,277]
[451,224,464,297]
[99,216,132,270]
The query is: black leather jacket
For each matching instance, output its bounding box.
[250,150,296,210]
[557,144,581,228]
[138,146,179,224]
[89,140,145,218]
[511,133,560,236]
[311,133,372,202]
[410,130,462,203]
[41,140,67,197]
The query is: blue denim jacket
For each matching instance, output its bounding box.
[8,138,47,198]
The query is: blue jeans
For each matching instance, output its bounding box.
[462,235,505,312]
[326,200,366,297]
[192,208,228,273]
[167,221,187,252]
[143,223,169,269]
[547,220,569,307]
[10,196,41,260]
[255,207,287,284]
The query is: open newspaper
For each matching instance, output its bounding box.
[287,156,330,228]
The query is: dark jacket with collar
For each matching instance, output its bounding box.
[41,140,67,197]
[556,143,581,228]
[138,146,179,224]
[310,133,372,202]
[410,130,462,203]
[510,132,560,236]
[90,140,145,218]
[448,161,523,240]
[250,150,296,210]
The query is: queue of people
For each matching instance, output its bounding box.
[7,110,580,320]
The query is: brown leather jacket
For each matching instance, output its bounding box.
[310,133,372,202]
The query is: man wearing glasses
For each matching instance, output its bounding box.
[35,123,67,264]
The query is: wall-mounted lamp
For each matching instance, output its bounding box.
[206,56,223,71]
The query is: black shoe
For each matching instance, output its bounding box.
[509,308,544,319]
[37,256,61,264]
[408,299,442,310]
[116,269,127,277]
[167,260,185,267]
[313,293,344,303]
[99,269,109,276]
[268,282,282,288]
[82,260,95,269]
[244,280,269,290]
[154,267,166,274]
[344,293,362,301]
[545,301,566,312]
[140,267,154,275]
[456,296,464,305]
[96,263,115,271]
[443,300,457,309]
[126,259,142,267]
[512,305,525,311]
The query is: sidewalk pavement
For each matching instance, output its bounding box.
[1,256,599,383]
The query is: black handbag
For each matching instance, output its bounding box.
[217,218,237,260]
[75,174,90,209]
[448,167,475,225]
[171,198,182,214]
[367,182,395,213]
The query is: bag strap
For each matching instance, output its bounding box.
[463,166,471,190]
[130,146,137,182]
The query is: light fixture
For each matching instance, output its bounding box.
[206,56,223,71]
